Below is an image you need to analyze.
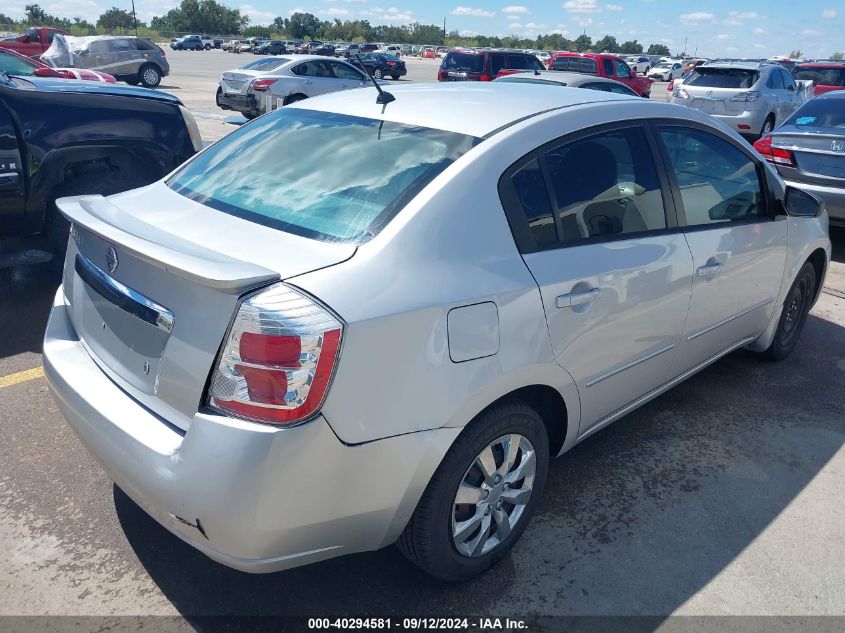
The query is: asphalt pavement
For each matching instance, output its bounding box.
[0,50,842,621]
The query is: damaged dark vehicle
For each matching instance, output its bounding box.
[0,72,201,266]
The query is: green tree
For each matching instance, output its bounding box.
[0,13,17,26]
[830,51,843,60]
[574,34,592,52]
[150,0,247,34]
[287,12,323,39]
[619,39,643,54]
[25,4,49,23]
[646,43,670,56]
[271,16,288,34]
[594,34,619,52]
[789,50,802,59]
[97,7,135,32]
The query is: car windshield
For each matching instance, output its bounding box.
[551,57,597,74]
[686,68,759,88]
[0,51,36,76]
[794,67,845,87]
[443,53,484,72]
[783,98,845,129]
[168,109,481,243]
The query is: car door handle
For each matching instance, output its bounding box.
[303,80,313,85]
[696,262,721,279]
[556,287,601,308]
[0,172,19,188]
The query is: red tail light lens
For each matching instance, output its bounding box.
[753,135,796,167]
[667,80,674,91]
[480,74,492,81]
[437,69,446,80]
[209,284,343,426]
[251,78,277,91]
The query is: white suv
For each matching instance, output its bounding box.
[672,61,807,137]
[625,55,651,74]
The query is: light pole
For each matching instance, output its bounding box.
[131,0,138,36]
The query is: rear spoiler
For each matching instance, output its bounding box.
[57,195,280,293]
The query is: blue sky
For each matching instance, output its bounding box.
[5,0,843,58]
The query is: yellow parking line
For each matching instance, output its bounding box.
[0,366,45,388]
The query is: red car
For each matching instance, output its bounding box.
[0,46,116,82]
[548,52,653,97]
[794,62,845,95]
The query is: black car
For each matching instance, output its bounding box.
[255,40,287,55]
[353,53,407,80]
[0,74,201,264]
[172,35,204,51]
[437,49,544,81]
[359,43,380,54]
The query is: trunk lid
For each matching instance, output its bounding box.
[771,127,845,185]
[57,183,356,430]
[221,70,262,95]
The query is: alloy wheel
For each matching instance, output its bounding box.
[451,434,536,558]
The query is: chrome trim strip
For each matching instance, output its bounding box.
[74,254,175,333]
[578,335,758,442]
[686,298,774,342]
[586,343,676,388]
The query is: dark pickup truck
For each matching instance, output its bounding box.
[0,73,201,265]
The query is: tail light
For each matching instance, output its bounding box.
[667,80,674,91]
[386,61,396,66]
[730,91,760,103]
[753,135,796,167]
[480,74,492,81]
[209,284,343,426]
[437,69,446,81]
[251,78,277,91]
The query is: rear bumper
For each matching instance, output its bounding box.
[784,178,845,225]
[44,288,458,573]
[217,92,258,114]
[709,109,766,135]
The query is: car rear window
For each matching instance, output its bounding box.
[442,52,484,73]
[168,109,481,243]
[794,66,845,87]
[783,98,845,128]
[551,57,597,74]
[686,68,760,88]
[242,58,290,70]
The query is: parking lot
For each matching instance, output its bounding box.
[163,48,673,143]
[1,49,844,620]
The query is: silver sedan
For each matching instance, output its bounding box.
[216,54,369,119]
[45,83,830,581]
[495,70,639,96]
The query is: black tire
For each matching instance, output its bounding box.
[396,399,549,581]
[760,114,775,138]
[762,262,816,361]
[125,76,140,86]
[204,44,211,50]
[242,111,259,120]
[284,93,307,105]
[215,87,230,110]
[138,63,161,88]
[391,74,400,80]
[373,69,383,79]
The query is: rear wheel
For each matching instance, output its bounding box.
[397,400,549,581]
[391,74,400,80]
[283,93,307,105]
[373,69,383,79]
[138,63,161,88]
[215,87,230,110]
[204,44,211,50]
[762,262,816,361]
[760,114,775,137]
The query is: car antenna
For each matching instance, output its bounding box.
[355,53,395,106]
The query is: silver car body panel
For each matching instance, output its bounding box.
[45,83,831,573]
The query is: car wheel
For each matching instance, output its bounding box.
[373,69,383,79]
[644,66,650,73]
[204,44,211,50]
[242,111,260,120]
[397,399,549,581]
[762,262,816,361]
[138,64,161,88]
[760,115,775,137]
[215,87,230,110]
[284,93,307,105]
[391,74,400,80]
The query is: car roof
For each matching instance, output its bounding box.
[704,62,768,71]
[498,71,631,87]
[817,90,845,99]
[289,82,637,137]
[797,62,845,68]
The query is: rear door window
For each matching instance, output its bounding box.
[442,52,483,73]
[615,59,631,77]
[603,58,615,76]
[551,56,597,74]
[794,66,845,86]
[490,54,507,75]
[506,55,529,70]
[766,70,784,90]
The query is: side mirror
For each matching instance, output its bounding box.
[785,186,822,217]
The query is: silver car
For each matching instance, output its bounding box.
[45,83,830,581]
[754,91,845,226]
[216,54,368,119]
[495,70,639,96]
[671,61,806,138]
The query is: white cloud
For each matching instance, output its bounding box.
[524,22,547,29]
[502,5,529,13]
[822,9,837,18]
[753,27,766,34]
[800,28,821,36]
[563,0,600,13]
[240,3,275,24]
[288,7,307,15]
[605,4,623,11]
[723,11,760,25]
[507,14,520,21]
[679,12,715,25]
[359,6,413,22]
[715,33,734,40]
[319,7,350,16]
[451,6,494,16]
